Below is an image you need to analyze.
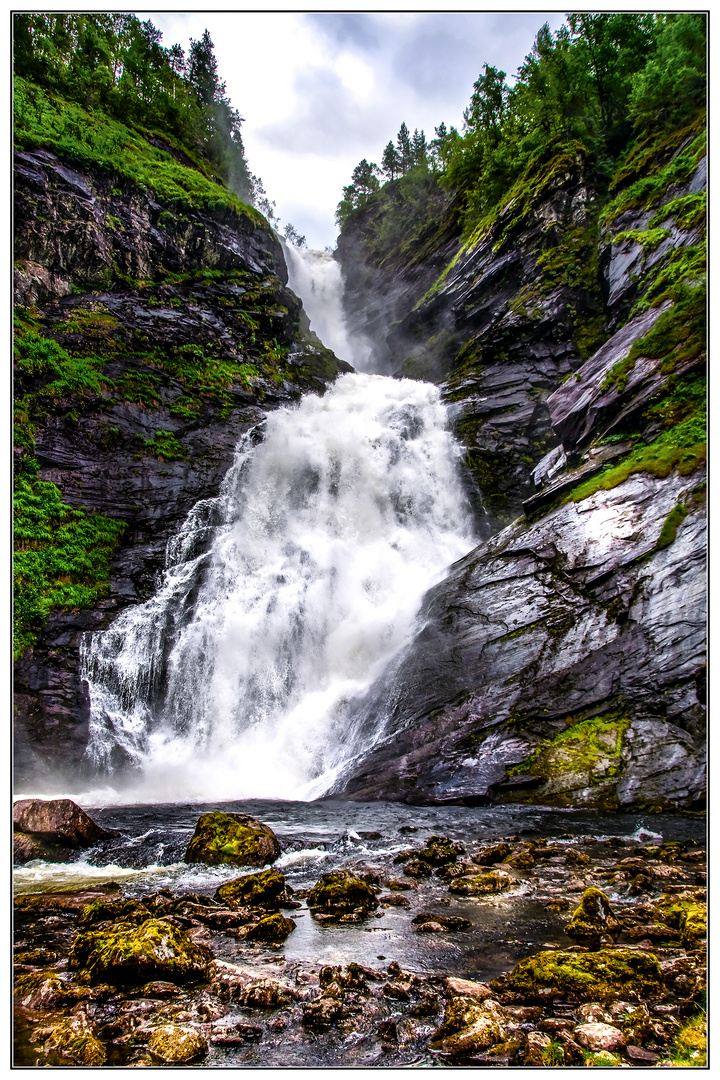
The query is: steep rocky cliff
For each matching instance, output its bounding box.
[14,139,349,785]
[333,117,706,810]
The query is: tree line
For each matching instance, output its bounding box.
[336,13,706,230]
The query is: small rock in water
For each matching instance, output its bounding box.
[147,1024,208,1063]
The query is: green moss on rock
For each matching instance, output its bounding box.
[448,871,511,896]
[185,812,281,868]
[307,871,379,916]
[68,917,213,986]
[147,1024,208,1064]
[216,868,289,910]
[505,948,663,1002]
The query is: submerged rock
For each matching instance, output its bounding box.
[185,812,281,867]
[69,917,213,986]
[505,948,664,1002]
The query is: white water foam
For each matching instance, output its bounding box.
[283,245,374,370]
[80,373,474,804]
[71,246,475,806]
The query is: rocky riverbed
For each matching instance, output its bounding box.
[14,799,706,1067]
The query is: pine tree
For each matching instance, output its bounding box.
[381,140,401,181]
[396,122,412,174]
[411,128,428,168]
[186,29,223,107]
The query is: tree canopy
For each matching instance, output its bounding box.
[336,13,706,233]
[14,13,253,200]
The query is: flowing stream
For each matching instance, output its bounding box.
[78,247,475,805]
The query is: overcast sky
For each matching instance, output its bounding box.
[150,12,567,249]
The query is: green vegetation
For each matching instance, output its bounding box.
[509,708,631,792]
[507,948,664,1001]
[338,15,706,239]
[14,77,264,227]
[14,15,253,199]
[14,475,126,657]
[565,411,705,504]
[666,1012,706,1067]
[135,430,185,461]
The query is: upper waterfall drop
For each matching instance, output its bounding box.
[78,246,476,805]
[283,244,374,371]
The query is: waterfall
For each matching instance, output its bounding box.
[79,248,475,804]
[283,244,374,371]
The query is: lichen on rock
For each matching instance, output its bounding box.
[185,812,281,867]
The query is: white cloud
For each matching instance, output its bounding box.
[150,11,567,249]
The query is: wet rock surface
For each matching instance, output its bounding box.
[13,805,706,1067]
[185,813,282,868]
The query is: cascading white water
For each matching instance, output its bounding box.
[283,244,374,370]
[79,248,475,804]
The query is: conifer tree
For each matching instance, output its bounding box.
[381,140,401,181]
[396,122,412,174]
[411,128,428,168]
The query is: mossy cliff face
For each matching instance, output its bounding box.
[333,117,705,811]
[14,138,350,784]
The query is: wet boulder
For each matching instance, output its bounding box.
[472,842,511,866]
[216,868,290,910]
[574,1022,626,1052]
[412,913,472,932]
[505,948,664,1002]
[68,918,213,986]
[403,858,433,877]
[147,1024,208,1063]
[307,870,379,918]
[448,870,511,896]
[77,897,151,928]
[14,970,73,1009]
[432,998,508,1056]
[44,1013,106,1066]
[417,835,465,865]
[243,913,296,944]
[13,798,112,863]
[302,996,344,1030]
[185,812,281,867]
[564,887,622,948]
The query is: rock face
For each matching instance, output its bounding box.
[14,146,350,785]
[332,119,705,811]
[185,812,281,867]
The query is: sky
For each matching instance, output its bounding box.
[158,13,563,248]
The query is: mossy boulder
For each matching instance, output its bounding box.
[654,894,707,949]
[244,913,296,943]
[505,948,664,1002]
[307,871,379,917]
[565,887,622,948]
[448,870,511,896]
[215,868,289,910]
[44,1014,106,1066]
[147,1024,208,1063]
[417,835,465,865]
[472,842,511,866]
[68,917,213,985]
[14,970,72,1008]
[77,896,151,928]
[185,812,281,867]
[432,998,508,1055]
